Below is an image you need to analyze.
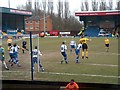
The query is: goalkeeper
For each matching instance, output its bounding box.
[22,39,29,53]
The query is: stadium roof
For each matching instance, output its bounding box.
[0,7,32,16]
[75,10,120,16]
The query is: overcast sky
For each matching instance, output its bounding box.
[0,0,117,15]
[0,0,80,14]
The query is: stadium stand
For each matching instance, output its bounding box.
[84,26,100,37]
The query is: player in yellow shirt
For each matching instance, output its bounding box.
[79,37,91,59]
[7,37,12,51]
[104,38,109,52]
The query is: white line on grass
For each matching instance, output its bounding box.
[90,52,120,55]
[84,63,118,67]
[44,62,118,67]
[41,72,119,78]
[2,71,119,78]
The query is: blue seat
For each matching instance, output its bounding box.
[84,26,100,37]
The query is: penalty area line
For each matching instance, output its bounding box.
[2,71,120,78]
[41,72,119,78]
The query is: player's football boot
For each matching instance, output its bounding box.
[5,67,9,70]
[86,57,88,59]
[82,56,84,59]
[42,68,44,72]
[61,60,63,64]
[65,61,68,64]
[17,64,21,67]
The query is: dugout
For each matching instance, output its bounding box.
[75,10,120,37]
[0,7,32,34]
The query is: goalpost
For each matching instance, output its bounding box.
[30,34,40,73]
[21,34,40,73]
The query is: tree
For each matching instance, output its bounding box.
[84,0,89,11]
[64,0,70,30]
[57,0,63,30]
[108,0,113,10]
[116,1,120,10]
[99,0,107,10]
[25,0,32,11]
[80,2,85,11]
[64,0,69,19]
[47,0,54,15]
[92,0,98,11]
[17,5,26,10]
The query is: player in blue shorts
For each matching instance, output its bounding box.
[75,42,82,63]
[8,44,16,66]
[13,43,21,67]
[70,39,76,53]
[60,41,68,64]
[32,46,44,72]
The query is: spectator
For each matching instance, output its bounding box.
[65,79,79,90]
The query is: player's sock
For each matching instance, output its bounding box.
[107,48,109,52]
[76,56,79,63]
[13,59,16,64]
[64,57,68,64]
[3,61,9,70]
[22,50,24,53]
[8,47,10,51]
[86,51,88,58]
[82,51,84,59]
[39,64,44,71]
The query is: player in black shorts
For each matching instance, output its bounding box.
[22,39,29,53]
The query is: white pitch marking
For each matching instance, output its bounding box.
[44,62,118,67]
[2,71,119,78]
[41,72,119,78]
[84,63,118,67]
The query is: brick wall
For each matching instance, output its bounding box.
[25,16,53,34]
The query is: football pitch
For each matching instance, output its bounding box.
[2,37,119,84]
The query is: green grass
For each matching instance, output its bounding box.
[2,37,119,84]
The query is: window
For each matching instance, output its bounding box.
[30,26,33,29]
[36,21,39,24]
[30,21,32,24]
[25,21,28,24]
[35,27,39,30]
[25,26,28,29]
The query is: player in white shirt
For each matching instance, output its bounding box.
[13,43,21,67]
[60,42,68,64]
[9,44,16,66]
[75,42,82,63]
[70,39,76,53]
[32,46,44,72]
